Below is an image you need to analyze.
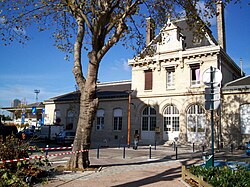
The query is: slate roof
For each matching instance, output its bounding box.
[223,75,250,90]
[45,80,132,102]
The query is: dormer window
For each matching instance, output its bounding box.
[190,65,200,86]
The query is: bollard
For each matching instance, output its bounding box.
[149,145,152,159]
[46,145,49,156]
[193,143,195,152]
[123,146,126,159]
[97,145,100,159]
[231,144,234,154]
[202,145,205,153]
[175,146,178,160]
[154,140,157,150]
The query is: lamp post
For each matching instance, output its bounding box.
[34,89,40,103]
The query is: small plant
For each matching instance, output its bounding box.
[0,135,49,186]
[189,165,250,187]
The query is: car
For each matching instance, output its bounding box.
[55,131,75,145]
[16,128,35,140]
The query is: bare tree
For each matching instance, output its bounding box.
[0,0,237,169]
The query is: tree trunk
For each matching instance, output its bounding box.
[67,92,98,169]
[67,51,99,169]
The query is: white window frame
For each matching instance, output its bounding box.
[187,104,205,133]
[163,105,179,132]
[113,108,123,131]
[53,109,61,123]
[166,67,175,89]
[66,110,75,130]
[190,65,200,86]
[96,109,104,131]
[142,106,156,131]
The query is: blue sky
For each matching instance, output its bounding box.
[0,1,250,112]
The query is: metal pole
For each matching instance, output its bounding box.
[127,92,131,148]
[123,146,126,159]
[46,145,49,157]
[154,140,157,150]
[210,66,215,167]
[175,146,178,160]
[97,145,100,159]
[193,142,195,152]
[149,145,152,159]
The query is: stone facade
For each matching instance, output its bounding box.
[128,18,242,146]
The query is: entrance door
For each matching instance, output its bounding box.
[163,105,180,141]
[141,106,156,142]
[187,104,206,143]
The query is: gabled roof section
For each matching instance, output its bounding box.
[45,80,132,103]
[129,17,218,64]
[223,75,250,89]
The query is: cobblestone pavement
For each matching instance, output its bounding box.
[39,145,248,187]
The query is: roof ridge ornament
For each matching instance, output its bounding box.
[167,15,171,26]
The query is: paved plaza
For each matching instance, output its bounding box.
[41,144,248,187]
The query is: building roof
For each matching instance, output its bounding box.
[2,102,45,111]
[223,75,250,90]
[45,80,132,103]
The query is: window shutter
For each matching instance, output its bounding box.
[144,69,152,90]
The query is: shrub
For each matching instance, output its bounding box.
[0,135,49,186]
[189,165,250,187]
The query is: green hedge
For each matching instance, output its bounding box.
[189,165,250,187]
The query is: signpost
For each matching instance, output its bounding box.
[202,66,222,167]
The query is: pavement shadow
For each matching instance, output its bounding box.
[110,160,200,187]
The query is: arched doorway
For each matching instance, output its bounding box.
[187,104,206,143]
[163,105,180,141]
[141,106,156,141]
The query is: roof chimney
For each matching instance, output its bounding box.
[216,1,226,51]
[146,17,155,46]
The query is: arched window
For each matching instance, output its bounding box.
[66,110,74,130]
[187,104,205,133]
[142,106,156,131]
[240,104,250,134]
[96,109,104,130]
[163,105,179,132]
[53,109,61,124]
[113,108,123,131]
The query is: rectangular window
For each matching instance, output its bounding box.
[240,104,250,134]
[144,69,153,90]
[96,117,104,130]
[114,117,122,131]
[190,65,200,86]
[166,68,175,88]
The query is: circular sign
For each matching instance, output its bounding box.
[202,67,222,86]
